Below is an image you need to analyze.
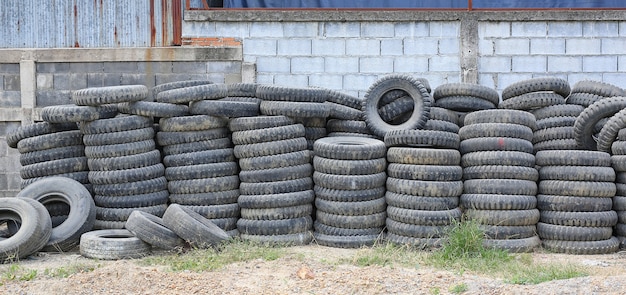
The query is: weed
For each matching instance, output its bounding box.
[44,263,99,278]
[339,242,424,268]
[429,286,441,295]
[450,282,468,294]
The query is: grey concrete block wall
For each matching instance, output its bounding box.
[186,21,462,97]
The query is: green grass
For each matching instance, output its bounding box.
[1,264,37,285]
[338,242,424,268]
[141,238,284,272]
[43,263,99,278]
[449,282,468,294]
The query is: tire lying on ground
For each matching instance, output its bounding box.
[17,177,95,252]
[162,204,230,249]
[0,198,52,261]
[125,211,185,250]
[79,229,150,260]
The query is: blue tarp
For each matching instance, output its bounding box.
[223,0,626,8]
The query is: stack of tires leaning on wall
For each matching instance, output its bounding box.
[4,74,626,261]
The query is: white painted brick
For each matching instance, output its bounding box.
[215,22,250,38]
[566,39,601,55]
[381,39,403,56]
[497,73,533,91]
[445,74,462,84]
[479,56,511,73]
[256,57,290,73]
[495,39,530,55]
[344,74,378,92]
[621,21,626,36]
[256,74,274,84]
[619,56,626,72]
[602,39,626,54]
[439,38,459,55]
[309,74,343,90]
[242,55,257,63]
[583,22,618,37]
[273,74,309,87]
[478,22,510,38]
[603,73,626,89]
[568,73,603,86]
[312,39,346,56]
[183,22,216,37]
[36,74,53,90]
[533,73,567,82]
[512,56,547,72]
[325,22,360,38]
[250,22,284,37]
[478,74,497,90]
[511,22,547,37]
[243,39,277,56]
[284,22,318,37]
[346,39,380,56]
[430,22,459,37]
[479,40,494,55]
[360,57,394,73]
[404,38,438,55]
[421,74,447,89]
[325,57,359,73]
[530,39,565,55]
[291,57,325,73]
[429,56,459,72]
[277,39,312,55]
[394,56,429,73]
[583,56,618,72]
[548,56,582,72]
[395,22,429,37]
[547,22,582,37]
[361,22,395,37]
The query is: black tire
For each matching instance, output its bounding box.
[536,116,577,130]
[424,120,460,133]
[240,204,312,220]
[83,127,154,146]
[159,115,228,132]
[326,89,364,109]
[118,101,189,118]
[237,216,313,235]
[386,178,463,198]
[72,85,148,106]
[460,194,537,210]
[386,218,448,238]
[94,190,169,208]
[314,157,386,176]
[233,138,307,159]
[377,96,413,122]
[238,150,310,171]
[363,74,431,138]
[20,157,88,179]
[162,204,230,248]
[462,165,538,181]
[385,192,459,210]
[21,172,90,189]
[463,109,537,130]
[387,147,460,165]
[460,123,533,141]
[93,176,167,197]
[567,92,605,108]
[433,83,499,104]
[156,83,228,104]
[479,225,537,239]
[226,83,257,97]
[464,209,540,226]
[571,80,625,97]
[184,204,240,219]
[459,137,533,154]
[385,233,442,248]
[316,211,385,229]
[537,194,613,212]
[18,130,84,154]
[96,204,167,222]
[41,104,117,123]
[163,148,234,167]
[597,108,626,153]
[538,180,615,198]
[501,77,570,100]
[539,166,615,181]
[612,140,626,155]
[239,177,312,195]
[88,150,161,171]
[152,80,213,96]
[156,128,229,146]
[532,127,576,144]
[326,101,363,120]
[482,236,540,253]
[463,179,537,195]
[532,104,584,120]
[240,164,312,183]
[165,162,237,181]
[79,229,150,259]
[240,232,313,246]
[167,176,239,194]
[84,140,155,159]
[542,237,619,255]
[387,164,461,181]
[499,92,565,111]
[238,190,314,209]
[231,124,305,145]
[313,232,380,249]
[540,210,618,227]
[613,155,626,172]
[228,115,294,132]
[574,97,626,150]
[259,101,330,118]
[0,198,52,261]
[80,115,153,135]
[89,164,165,185]
[313,172,386,190]
[384,130,459,149]
[435,96,496,112]
[326,119,369,134]
[93,219,126,229]
[461,151,535,167]
[314,186,386,202]
[162,138,233,156]
[537,223,612,241]
[125,211,185,250]
[533,139,579,152]
[315,197,386,216]
[314,221,383,236]
[256,85,327,102]
[7,122,77,149]
[614,196,626,210]
[190,100,259,118]
[168,190,239,206]
[314,136,386,160]
[535,150,610,166]
[386,207,461,226]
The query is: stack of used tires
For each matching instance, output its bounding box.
[460,109,541,253]
[384,129,462,247]
[531,104,584,152]
[536,150,619,254]
[231,116,313,245]
[74,85,168,229]
[312,136,387,248]
[374,79,431,130]
[575,97,626,151]
[611,129,626,247]
[424,107,461,133]
[325,90,373,138]
[432,83,500,126]
[569,81,626,144]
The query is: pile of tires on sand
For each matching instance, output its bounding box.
[3,76,626,261]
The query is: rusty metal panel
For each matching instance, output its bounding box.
[0,0,173,48]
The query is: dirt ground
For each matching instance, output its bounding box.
[2,245,626,295]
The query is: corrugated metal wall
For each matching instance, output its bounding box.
[0,0,173,48]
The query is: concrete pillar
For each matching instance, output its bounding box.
[20,60,36,124]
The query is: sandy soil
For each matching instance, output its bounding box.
[2,246,626,295]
